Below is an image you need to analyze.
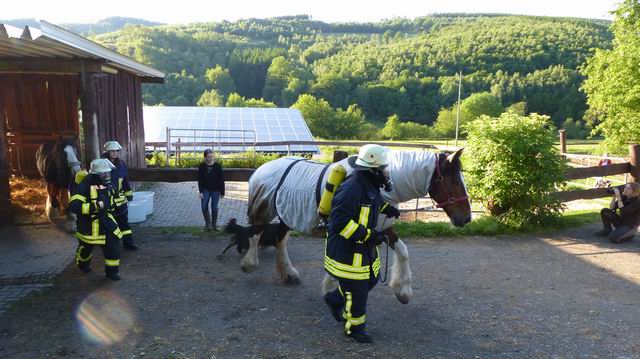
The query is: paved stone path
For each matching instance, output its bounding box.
[0,224,75,315]
[137,181,250,227]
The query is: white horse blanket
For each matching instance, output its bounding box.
[247,151,437,233]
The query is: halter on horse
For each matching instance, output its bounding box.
[232,148,471,305]
[35,136,82,225]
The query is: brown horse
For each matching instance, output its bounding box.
[35,136,82,227]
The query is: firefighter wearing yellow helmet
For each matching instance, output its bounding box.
[68,158,124,280]
[323,144,400,343]
[101,140,137,251]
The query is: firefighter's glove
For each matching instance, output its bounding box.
[382,205,401,219]
[372,231,388,246]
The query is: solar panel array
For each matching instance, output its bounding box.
[143,106,319,153]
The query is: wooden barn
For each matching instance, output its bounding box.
[0,20,164,223]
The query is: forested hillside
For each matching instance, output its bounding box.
[92,14,612,138]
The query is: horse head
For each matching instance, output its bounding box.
[428,148,472,227]
[58,135,82,176]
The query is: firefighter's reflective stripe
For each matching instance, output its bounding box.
[324,255,370,280]
[124,190,133,197]
[358,206,371,241]
[344,291,354,334]
[70,194,86,203]
[339,220,359,240]
[118,178,123,191]
[353,253,363,267]
[75,233,105,244]
[75,245,92,262]
[105,259,120,267]
[121,229,132,235]
[81,203,91,214]
[380,202,389,212]
[358,206,370,227]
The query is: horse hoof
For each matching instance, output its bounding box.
[241,264,256,273]
[395,294,410,304]
[284,275,301,285]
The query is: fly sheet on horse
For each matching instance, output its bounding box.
[235,149,471,304]
[248,150,443,233]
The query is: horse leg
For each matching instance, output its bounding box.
[388,239,413,304]
[45,182,59,221]
[322,273,338,296]
[275,230,301,284]
[59,188,76,232]
[240,232,261,273]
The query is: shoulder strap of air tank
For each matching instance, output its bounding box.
[315,164,332,206]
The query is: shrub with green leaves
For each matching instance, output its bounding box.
[465,113,568,228]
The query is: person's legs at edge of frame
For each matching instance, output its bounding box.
[210,190,220,231]
[594,208,621,237]
[609,225,638,243]
[201,190,213,231]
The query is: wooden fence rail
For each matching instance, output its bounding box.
[130,143,640,205]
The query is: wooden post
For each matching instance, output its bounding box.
[0,107,12,225]
[80,70,100,166]
[333,150,348,163]
[629,144,640,183]
[559,129,567,154]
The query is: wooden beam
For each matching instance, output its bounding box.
[630,144,640,183]
[80,71,100,165]
[551,185,625,202]
[0,59,104,74]
[558,129,567,154]
[564,163,631,180]
[128,167,254,182]
[0,99,12,225]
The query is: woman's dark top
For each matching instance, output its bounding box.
[197,162,225,196]
[611,195,640,226]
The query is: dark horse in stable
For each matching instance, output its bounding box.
[227,148,471,304]
[35,136,82,230]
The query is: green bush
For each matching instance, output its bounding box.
[145,151,284,168]
[465,113,568,228]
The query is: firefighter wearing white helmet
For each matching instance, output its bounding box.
[101,140,137,251]
[68,158,124,280]
[323,144,400,343]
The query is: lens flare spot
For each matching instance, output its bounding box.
[75,290,134,346]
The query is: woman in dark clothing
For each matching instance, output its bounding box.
[594,182,640,243]
[197,149,225,231]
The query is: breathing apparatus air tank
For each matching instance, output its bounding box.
[318,164,347,219]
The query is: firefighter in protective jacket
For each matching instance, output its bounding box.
[69,158,124,281]
[101,140,137,250]
[323,144,400,343]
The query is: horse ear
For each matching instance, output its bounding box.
[446,148,464,164]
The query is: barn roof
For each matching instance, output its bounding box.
[0,20,164,82]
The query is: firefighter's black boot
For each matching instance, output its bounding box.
[347,330,372,343]
[203,210,212,231]
[211,209,219,231]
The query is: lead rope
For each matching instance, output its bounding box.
[379,216,390,285]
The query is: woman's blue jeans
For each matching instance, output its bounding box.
[201,190,220,213]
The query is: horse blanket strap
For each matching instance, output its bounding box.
[315,164,331,207]
[274,159,306,220]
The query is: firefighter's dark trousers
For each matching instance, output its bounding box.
[76,234,121,275]
[114,205,133,247]
[324,275,378,334]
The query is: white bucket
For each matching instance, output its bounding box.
[128,200,147,223]
[133,191,155,215]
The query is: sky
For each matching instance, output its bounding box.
[3,0,620,24]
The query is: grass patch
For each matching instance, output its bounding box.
[394,209,600,238]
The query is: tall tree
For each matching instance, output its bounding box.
[582,0,640,153]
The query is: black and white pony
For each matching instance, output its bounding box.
[232,149,471,304]
[35,136,82,229]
